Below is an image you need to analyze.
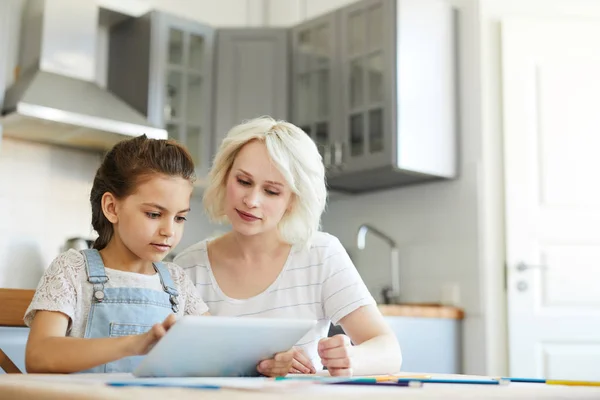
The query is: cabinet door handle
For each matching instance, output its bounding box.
[334,142,343,166]
[323,144,332,167]
[516,262,548,272]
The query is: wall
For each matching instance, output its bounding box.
[269,0,600,376]
[0,0,248,290]
[0,134,220,289]
[298,0,486,375]
[477,0,600,377]
[0,0,490,374]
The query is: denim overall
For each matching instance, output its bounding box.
[79,249,179,373]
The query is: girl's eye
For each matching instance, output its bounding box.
[146,212,160,219]
[175,216,187,223]
[237,178,251,186]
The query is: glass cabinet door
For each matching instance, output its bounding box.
[340,0,392,173]
[161,16,214,177]
[291,13,337,171]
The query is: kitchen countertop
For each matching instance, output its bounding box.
[378,304,464,320]
[2,288,465,321]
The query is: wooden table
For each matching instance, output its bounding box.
[1,373,600,399]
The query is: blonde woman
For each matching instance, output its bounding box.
[175,117,401,377]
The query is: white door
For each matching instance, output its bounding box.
[503,18,600,380]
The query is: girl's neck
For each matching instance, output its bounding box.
[99,238,155,275]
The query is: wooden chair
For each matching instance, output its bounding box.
[0,289,34,373]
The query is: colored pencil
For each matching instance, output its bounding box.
[397,378,501,385]
[331,380,421,387]
[547,380,600,387]
[497,377,546,383]
[498,377,600,387]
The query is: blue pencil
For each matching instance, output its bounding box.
[499,377,546,383]
[397,378,501,385]
[108,381,221,390]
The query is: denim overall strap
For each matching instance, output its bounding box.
[153,262,180,313]
[79,253,178,374]
[81,249,108,302]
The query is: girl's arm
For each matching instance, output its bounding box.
[25,311,176,373]
[319,304,401,376]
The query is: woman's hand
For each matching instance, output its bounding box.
[318,334,353,376]
[131,314,178,356]
[257,347,316,376]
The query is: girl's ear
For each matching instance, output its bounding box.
[101,192,119,224]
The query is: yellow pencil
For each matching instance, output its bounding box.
[362,374,432,382]
[546,380,600,387]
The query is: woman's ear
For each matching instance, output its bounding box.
[101,192,119,224]
[286,194,296,214]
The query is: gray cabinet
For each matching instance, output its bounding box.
[291,12,340,172]
[291,0,457,193]
[339,0,394,175]
[213,29,289,155]
[108,11,215,177]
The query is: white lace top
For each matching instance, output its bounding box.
[24,249,209,337]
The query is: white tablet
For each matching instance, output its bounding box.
[133,316,317,377]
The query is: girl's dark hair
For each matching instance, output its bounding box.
[90,134,196,250]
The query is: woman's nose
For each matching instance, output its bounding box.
[243,189,260,208]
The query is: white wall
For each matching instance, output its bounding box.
[291,0,487,375]
[0,137,220,289]
[7,0,599,377]
[478,0,600,377]
[0,0,489,374]
[96,0,270,27]
[0,0,242,290]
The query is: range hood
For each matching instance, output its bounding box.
[0,0,166,151]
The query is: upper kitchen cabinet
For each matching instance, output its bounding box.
[108,11,215,177]
[213,28,289,155]
[291,0,457,193]
[338,0,394,176]
[290,12,340,171]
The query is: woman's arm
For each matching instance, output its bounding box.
[319,304,401,376]
[25,311,176,373]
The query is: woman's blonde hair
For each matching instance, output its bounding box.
[203,116,327,246]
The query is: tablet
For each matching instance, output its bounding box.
[133,316,317,377]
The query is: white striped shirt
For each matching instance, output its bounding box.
[174,231,375,371]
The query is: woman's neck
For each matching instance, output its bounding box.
[99,238,154,274]
[225,231,291,264]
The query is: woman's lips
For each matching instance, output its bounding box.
[236,209,260,222]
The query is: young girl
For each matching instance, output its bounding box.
[175,117,402,377]
[24,135,209,374]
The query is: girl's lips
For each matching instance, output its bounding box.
[236,209,260,222]
[151,244,171,252]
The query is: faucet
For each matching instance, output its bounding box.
[357,224,401,305]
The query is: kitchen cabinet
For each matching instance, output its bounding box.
[213,28,289,157]
[290,12,340,172]
[329,307,463,374]
[108,11,215,178]
[0,0,10,110]
[0,327,28,374]
[290,0,457,193]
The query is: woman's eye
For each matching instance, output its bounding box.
[146,212,160,219]
[265,189,280,196]
[175,216,187,223]
[237,178,251,186]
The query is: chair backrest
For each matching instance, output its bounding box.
[0,289,34,327]
[0,289,34,373]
